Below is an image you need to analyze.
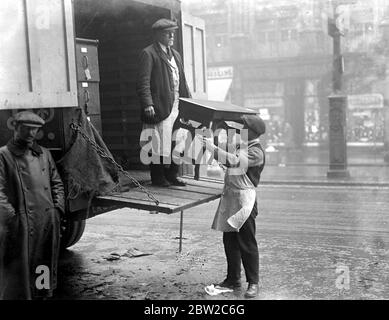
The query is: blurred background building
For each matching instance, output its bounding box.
[183,0,389,164]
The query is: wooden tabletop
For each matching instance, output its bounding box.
[94,176,223,214]
[179,98,258,124]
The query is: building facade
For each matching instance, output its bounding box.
[184,0,389,158]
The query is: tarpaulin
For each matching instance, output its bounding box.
[58,109,119,212]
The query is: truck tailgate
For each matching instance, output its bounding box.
[94,176,223,214]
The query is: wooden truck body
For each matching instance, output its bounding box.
[0,0,208,248]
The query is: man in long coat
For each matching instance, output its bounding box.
[137,18,191,187]
[0,111,65,300]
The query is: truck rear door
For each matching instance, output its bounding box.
[181,12,207,100]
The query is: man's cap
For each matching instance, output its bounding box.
[13,111,45,128]
[241,114,266,137]
[152,18,178,32]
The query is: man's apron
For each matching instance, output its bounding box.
[211,151,257,232]
[140,55,180,158]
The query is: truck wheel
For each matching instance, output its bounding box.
[60,219,86,250]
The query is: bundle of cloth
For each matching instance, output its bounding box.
[58,109,119,213]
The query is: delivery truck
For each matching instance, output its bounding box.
[0,0,211,250]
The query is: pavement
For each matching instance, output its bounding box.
[260,164,389,187]
[201,147,389,187]
[200,163,389,188]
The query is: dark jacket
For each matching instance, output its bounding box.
[0,140,65,299]
[136,42,191,124]
[246,142,265,219]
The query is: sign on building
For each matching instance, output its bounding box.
[347,94,384,110]
[207,66,234,80]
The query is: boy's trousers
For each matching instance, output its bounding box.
[222,211,259,284]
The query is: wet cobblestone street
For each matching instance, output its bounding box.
[55,184,389,300]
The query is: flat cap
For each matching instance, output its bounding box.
[152,18,178,31]
[13,111,45,127]
[242,114,266,138]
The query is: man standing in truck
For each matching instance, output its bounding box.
[0,111,65,300]
[137,18,191,187]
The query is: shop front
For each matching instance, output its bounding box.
[227,56,388,164]
[347,94,384,146]
[236,57,332,152]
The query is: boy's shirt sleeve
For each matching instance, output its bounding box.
[213,143,263,168]
[246,145,264,167]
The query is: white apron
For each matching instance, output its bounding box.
[140,56,180,158]
[211,148,257,232]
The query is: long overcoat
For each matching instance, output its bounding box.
[136,42,191,124]
[0,140,64,299]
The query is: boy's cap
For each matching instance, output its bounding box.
[13,111,45,127]
[241,114,266,137]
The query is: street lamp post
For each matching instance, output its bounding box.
[326,0,354,178]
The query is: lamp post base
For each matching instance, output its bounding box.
[327,95,350,180]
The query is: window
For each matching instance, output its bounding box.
[279,18,294,28]
[351,23,364,36]
[281,30,289,41]
[364,23,374,33]
[215,35,227,48]
[267,31,277,42]
[290,29,298,40]
[256,17,276,29]
[280,29,298,41]
[257,31,266,43]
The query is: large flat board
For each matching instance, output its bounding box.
[95,176,223,214]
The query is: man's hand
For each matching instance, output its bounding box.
[144,106,155,118]
[57,208,67,238]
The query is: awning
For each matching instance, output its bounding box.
[207,78,232,101]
